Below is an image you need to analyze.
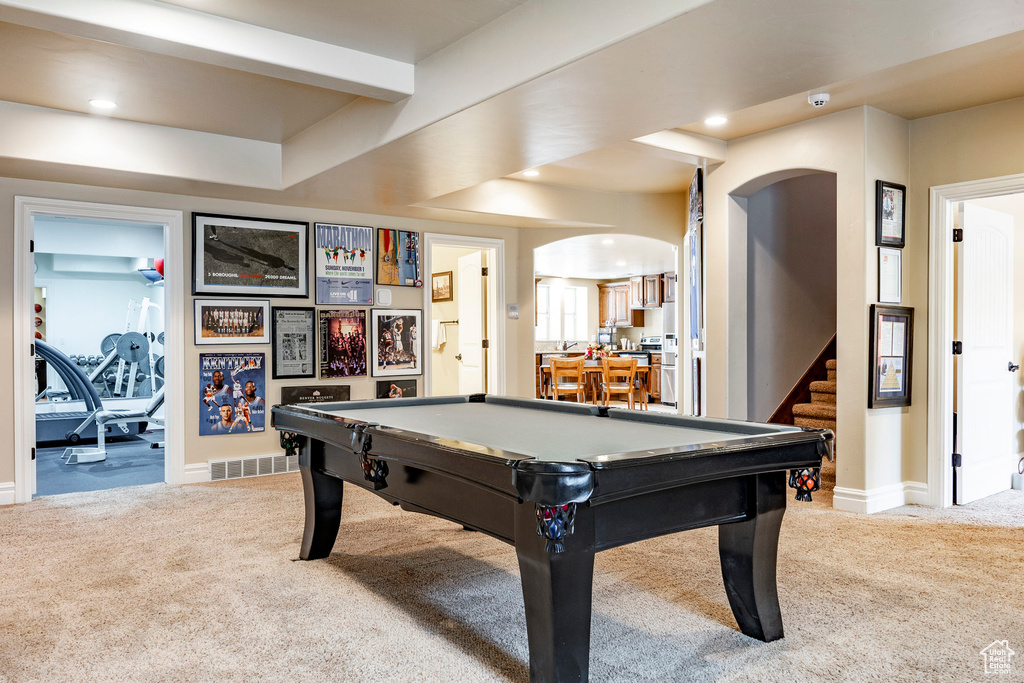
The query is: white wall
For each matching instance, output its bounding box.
[746,173,837,420]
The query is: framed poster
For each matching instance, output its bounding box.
[875,180,906,248]
[271,307,315,379]
[878,247,902,304]
[371,308,422,377]
[280,384,350,405]
[869,304,914,408]
[376,228,421,287]
[688,168,703,350]
[318,309,367,378]
[199,352,266,435]
[194,299,269,345]
[314,223,374,305]
[192,213,308,297]
[431,271,453,302]
[376,379,417,399]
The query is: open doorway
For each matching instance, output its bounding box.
[14,197,185,504]
[929,174,1024,507]
[532,234,678,413]
[423,234,505,396]
[950,194,1024,504]
[33,217,166,495]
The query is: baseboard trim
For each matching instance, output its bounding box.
[182,463,211,484]
[833,481,929,514]
[0,481,15,506]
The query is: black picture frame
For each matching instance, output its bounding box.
[869,304,914,408]
[192,213,309,297]
[271,307,316,379]
[875,180,906,248]
[193,298,270,345]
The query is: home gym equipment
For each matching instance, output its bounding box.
[34,340,146,447]
[63,387,165,464]
[86,298,165,399]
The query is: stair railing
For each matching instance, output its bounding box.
[767,333,837,425]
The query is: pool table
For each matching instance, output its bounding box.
[272,394,833,683]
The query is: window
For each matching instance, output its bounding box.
[534,282,587,341]
[535,284,554,340]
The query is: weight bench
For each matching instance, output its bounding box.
[63,387,165,464]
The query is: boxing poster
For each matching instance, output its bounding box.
[199,352,266,435]
[315,223,374,305]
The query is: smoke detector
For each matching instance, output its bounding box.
[808,92,830,108]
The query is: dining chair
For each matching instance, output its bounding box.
[549,356,587,402]
[601,357,637,409]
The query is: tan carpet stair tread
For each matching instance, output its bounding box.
[792,402,836,419]
[794,416,836,431]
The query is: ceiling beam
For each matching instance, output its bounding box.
[0,0,414,101]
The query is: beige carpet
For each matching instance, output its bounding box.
[1,475,1022,682]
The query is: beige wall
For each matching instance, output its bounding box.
[0,177,522,483]
[703,106,915,503]
[907,96,1024,485]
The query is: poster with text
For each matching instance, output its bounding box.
[376,228,421,287]
[199,352,266,435]
[280,384,351,405]
[319,309,367,378]
[315,223,374,305]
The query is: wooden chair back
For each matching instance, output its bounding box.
[601,357,637,408]
[549,356,586,402]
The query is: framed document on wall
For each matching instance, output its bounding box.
[271,307,315,379]
[875,180,906,248]
[869,304,914,408]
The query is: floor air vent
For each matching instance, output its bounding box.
[209,454,299,481]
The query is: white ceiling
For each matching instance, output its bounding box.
[0,0,1023,228]
[534,234,678,280]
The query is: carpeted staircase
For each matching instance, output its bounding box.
[792,358,837,487]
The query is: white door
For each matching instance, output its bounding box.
[956,203,1015,504]
[457,251,486,393]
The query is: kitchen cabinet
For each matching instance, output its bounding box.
[628,277,644,309]
[648,354,662,400]
[598,283,644,328]
[662,272,676,303]
[643,275,662,308]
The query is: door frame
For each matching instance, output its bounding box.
[928,172,1024,507]
[421,233,505,397]
[14,197,185,503]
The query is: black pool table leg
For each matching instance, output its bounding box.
[299,462,345,561]
[514,503,596,683]
[717,471,787,642]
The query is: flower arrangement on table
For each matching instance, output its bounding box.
[585,343,611,360]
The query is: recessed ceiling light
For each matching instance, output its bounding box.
[601,239,614,245]
[616,260,626,267]
[522,170,539,177]
[89,99,118,110]
[704,115,727,126]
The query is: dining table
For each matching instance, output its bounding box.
[538,359,650,406]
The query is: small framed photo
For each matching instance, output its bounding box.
[376,379,417,399]
[875,180,906,248]
[869,304,914,408]
[376,228,422,287]
[371,308,422,377]
[318,309,367,379]
[192,213,309,297]
[194,299,270,345]
[271,307,315,379]
[878,247,902,304]
[431,271,453,302]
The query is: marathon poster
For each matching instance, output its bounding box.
[319,309,367,379]
[193,213,308,298]
[315,223,374,305]
[199,352,266,436]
